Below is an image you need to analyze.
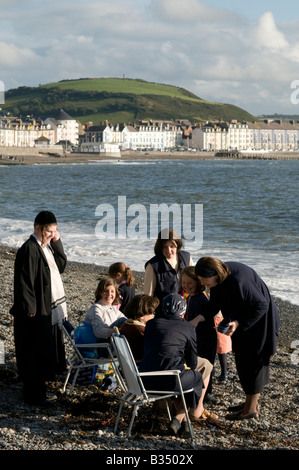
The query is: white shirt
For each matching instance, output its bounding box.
[84,301,125,339]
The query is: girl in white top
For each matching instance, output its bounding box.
[84,277,126,339]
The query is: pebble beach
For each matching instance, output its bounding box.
[0,244,298,453]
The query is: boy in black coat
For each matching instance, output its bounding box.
[10,211,67,406]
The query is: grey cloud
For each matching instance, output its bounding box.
[0,0,298,115]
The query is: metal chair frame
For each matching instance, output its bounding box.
[111,333,194,445]
[62,325,126,394]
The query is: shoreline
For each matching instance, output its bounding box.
[1,149,299,165]
[0,244,298,451]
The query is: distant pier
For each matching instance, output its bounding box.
[215,150,299,160]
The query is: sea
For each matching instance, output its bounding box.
[0,158,298,305]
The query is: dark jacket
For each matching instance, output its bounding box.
[140,314,198,373]
[10,235,67,383]
[118,283,135,313]
[10,235,67,318]
[139,314,203,408]
[145,250,190,301]
[203,262,280,364]
[186,293,217,362]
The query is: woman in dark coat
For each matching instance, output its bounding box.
[10,211,68,406]
[195,256,280,420]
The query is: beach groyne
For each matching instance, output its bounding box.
[215,150,299,160]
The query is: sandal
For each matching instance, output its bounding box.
[191,409,219,424]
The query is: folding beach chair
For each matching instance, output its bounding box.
[110,333,194,445]
[62,325,126,395]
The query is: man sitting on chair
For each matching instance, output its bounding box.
[139,293,218,436]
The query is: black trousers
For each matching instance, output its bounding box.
[23,378,47,404]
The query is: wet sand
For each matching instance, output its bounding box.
[1,149,299,165]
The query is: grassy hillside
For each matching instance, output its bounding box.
[43,78,202,101]
[4,78,256,124]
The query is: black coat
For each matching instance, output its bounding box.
[186,293,217,363]
[11,235,67,318]
[203,262,280,364]
[139,315,203,408]
[10,235,67,382]
[118,283,135,313]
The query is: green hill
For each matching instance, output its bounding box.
[4,77,256,124]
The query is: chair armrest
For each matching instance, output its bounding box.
[76,343,110,348]
[139,370,180,377]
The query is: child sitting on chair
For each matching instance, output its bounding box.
[74,277,126,358]
[120,294,159,362]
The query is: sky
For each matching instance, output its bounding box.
[1,0,299,116]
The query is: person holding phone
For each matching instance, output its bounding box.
[194,256,280,420]
[10,211,68,406]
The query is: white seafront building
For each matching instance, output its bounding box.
[77,118,299,153]
[0,109,79,150]
[192,119,299,151]
[80,120,183,153]
[2,108,299,154]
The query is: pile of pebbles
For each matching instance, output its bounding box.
[0,246,298,451]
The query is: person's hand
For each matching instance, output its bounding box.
[226,320,239,336]
[51,230,60,243]
[27,313,36,318]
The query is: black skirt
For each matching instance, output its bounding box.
[234,351,270,395]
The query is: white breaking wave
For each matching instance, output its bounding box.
[1,217,298,306]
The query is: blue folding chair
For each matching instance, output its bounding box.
[62,325,126,394]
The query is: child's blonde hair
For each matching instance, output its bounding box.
[108,262,135,287]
